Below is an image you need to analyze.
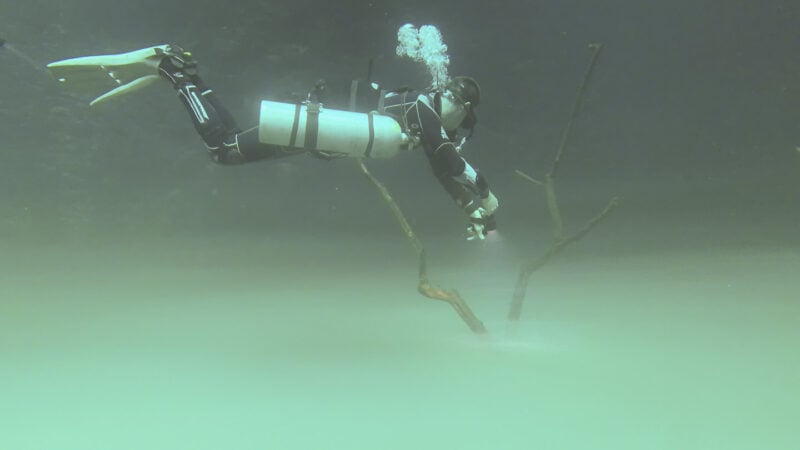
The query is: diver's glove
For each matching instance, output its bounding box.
[465,190,498,240]
[466,207,497,241]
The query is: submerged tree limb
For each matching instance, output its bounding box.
[550,43,603,179]
[514,170,544,188]
[357,159,487,334]
[508,197,619,320]
[544,175,565,241]
[508,43,618,321]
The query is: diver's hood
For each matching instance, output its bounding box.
[446,76,480,132]
[440,92,468,131]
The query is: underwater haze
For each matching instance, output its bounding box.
[1,1,798,449]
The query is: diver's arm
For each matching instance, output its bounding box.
[415,101,498,239]
[417,102,498,205]
[416,100,485,190]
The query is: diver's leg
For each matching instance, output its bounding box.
[157,46,298,164]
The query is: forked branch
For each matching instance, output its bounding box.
[508,43,618,321]
[358,160,487,334]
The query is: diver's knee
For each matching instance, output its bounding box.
[208,143,246,165]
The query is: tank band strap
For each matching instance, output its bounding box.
[365,111,376,157]
[304,102,321,150]
[289,103,302,147]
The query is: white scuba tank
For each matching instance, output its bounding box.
[258,100,409,158]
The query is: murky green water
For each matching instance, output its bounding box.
[2,235,796,449]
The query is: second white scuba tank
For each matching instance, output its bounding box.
[258,100,409,158]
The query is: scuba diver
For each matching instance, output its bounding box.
[48,44,499,240]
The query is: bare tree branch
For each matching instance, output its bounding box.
[508,197,619,320]
[549,43,603,178]
[514,170,544,188]
[358,159,487,334]
[508,43,618,321]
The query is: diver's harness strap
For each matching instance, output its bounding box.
[377,89,387,114]
[348,80,359,112]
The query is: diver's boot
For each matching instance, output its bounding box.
[157,45,202,87]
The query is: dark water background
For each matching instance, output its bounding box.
[1,1,798,449]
